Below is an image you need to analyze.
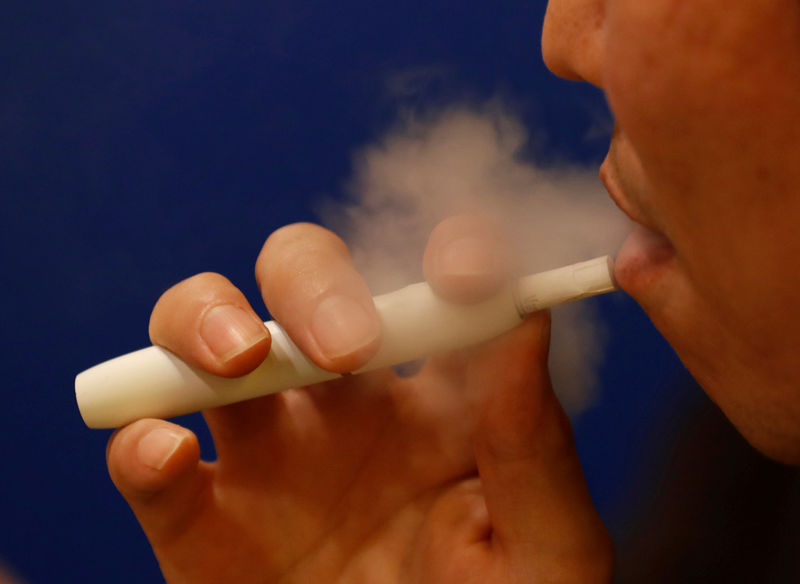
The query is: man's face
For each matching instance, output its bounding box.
[542,1,800,462]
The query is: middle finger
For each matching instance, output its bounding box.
[255,222,382,374]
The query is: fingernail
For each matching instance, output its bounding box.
[310,295,380,361]
[200,304,268,363]
[438,237,495,278]
[138,428,186,471]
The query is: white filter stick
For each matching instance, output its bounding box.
[76,256,616,428]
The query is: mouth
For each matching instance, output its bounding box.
[599,142,676,285]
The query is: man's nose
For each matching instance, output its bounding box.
[541,0,605,87]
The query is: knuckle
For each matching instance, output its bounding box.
[149,271,242,341]
[260,223,348,264]
[155,272,231,308]
[424,214,513,303]
[184,271,232,288]
[256,223,353,296]
[431,213,501,242]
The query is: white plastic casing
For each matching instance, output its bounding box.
[76,256,616,428]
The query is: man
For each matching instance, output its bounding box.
[105,1,800,581]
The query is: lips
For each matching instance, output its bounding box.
[599,145,676,285]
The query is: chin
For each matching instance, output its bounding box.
[712,391,800,465]
[673,349,800,466]
[739,427,800,466]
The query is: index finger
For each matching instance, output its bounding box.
[148,272,271,378]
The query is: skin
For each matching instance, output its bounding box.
[105,1,800,581]
[107,220,611,583]
[544,0,800,462]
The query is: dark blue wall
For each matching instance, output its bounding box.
[0,2,685,581]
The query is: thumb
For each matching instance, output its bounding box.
[106,419,208,547]
[468,311,613,581]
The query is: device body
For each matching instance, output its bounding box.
[76,256,616,428]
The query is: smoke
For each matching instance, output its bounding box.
[319,104,629,415]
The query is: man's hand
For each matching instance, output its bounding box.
[106,219,612,583]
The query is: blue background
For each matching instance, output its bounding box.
[1,1,688,581]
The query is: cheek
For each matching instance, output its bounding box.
[602,0,800,295]
[602,1,799,151]
[601,0,800,462]
[608,3,800,157]
[602,6,729,163]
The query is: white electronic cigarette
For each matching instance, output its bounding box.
[76,256,616,428]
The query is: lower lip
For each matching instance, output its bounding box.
[614,223,675,286]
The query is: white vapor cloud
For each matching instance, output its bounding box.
[320,104,629,415]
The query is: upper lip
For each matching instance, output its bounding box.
[599,158,638,223]
[599,155,662,235]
